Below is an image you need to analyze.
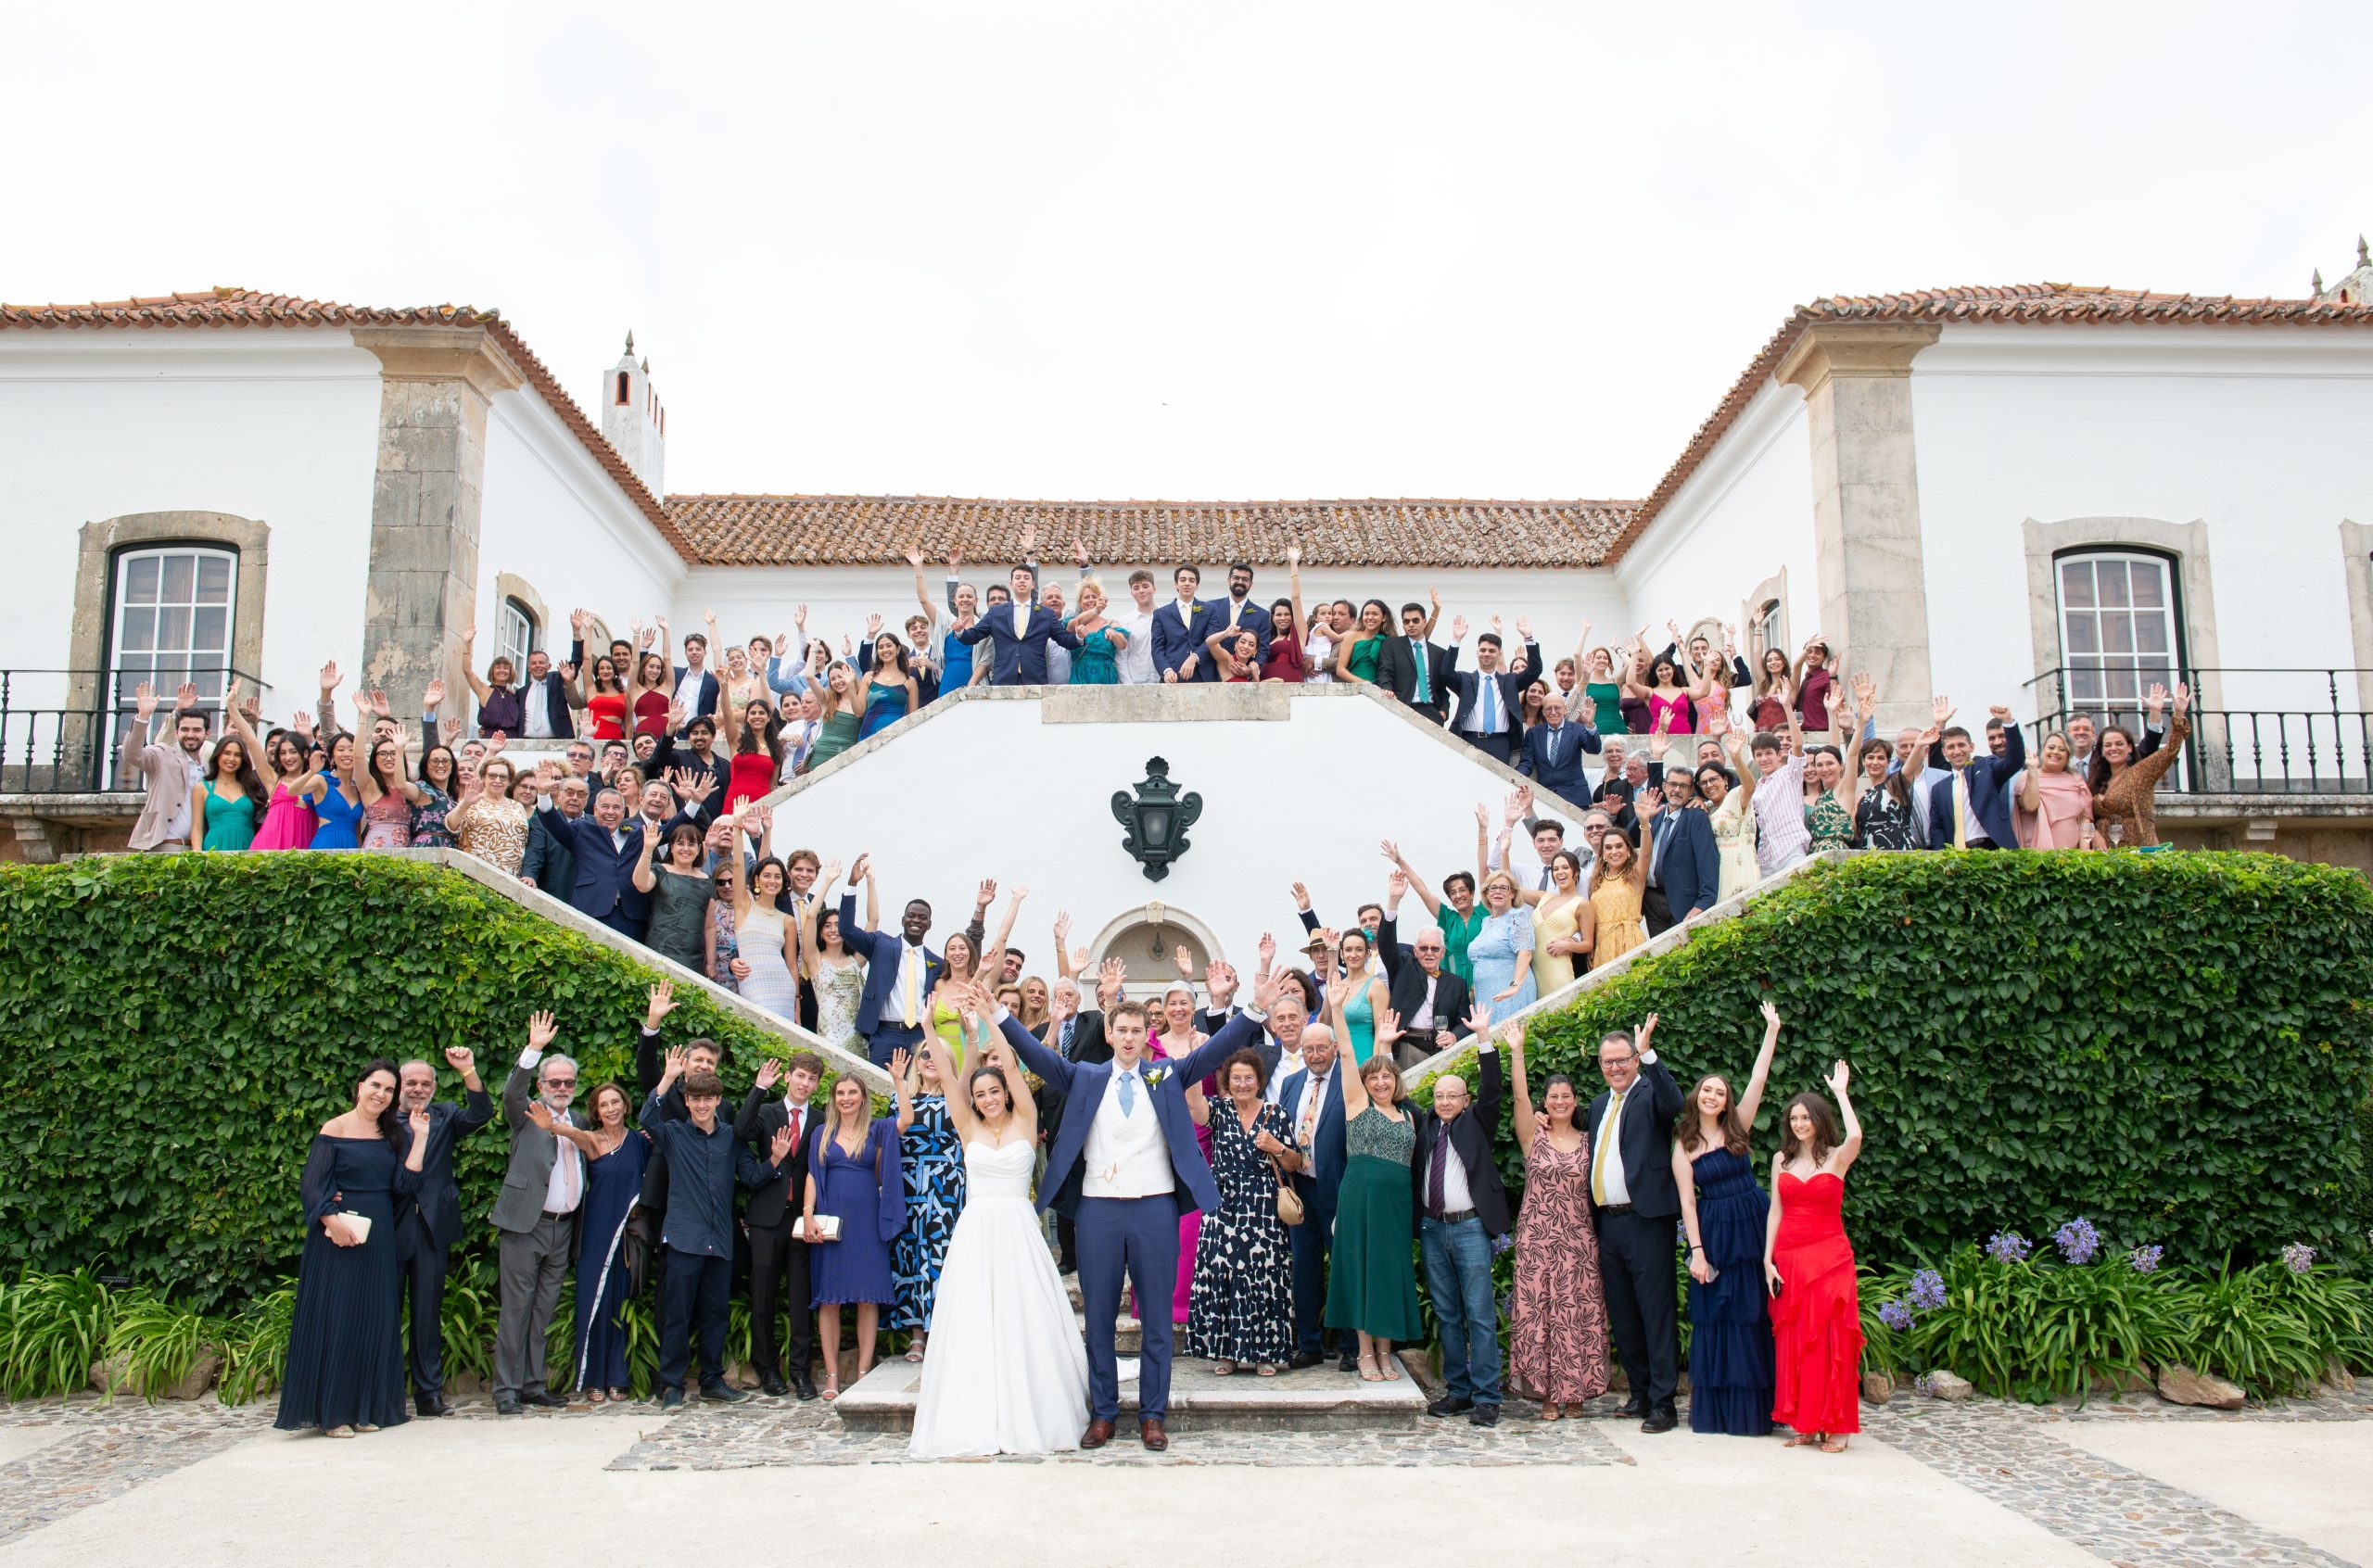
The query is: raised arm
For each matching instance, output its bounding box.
[924,1025,975,1142]
[889,1047,917,1133]
[459,629,491,703]
[1385,840,1442,924]
[1829,1059,1863,1174]
[1676,1138,1710,1283]
[1328,978,1370,1119]
[1737,1000,1783,1129]
[1506,1018,1536,1157]
[978,886,1028,977]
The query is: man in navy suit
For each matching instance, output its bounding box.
[1148,565,1219,683]
[394,1044,494,1416]
[1642,768,1719,936]
[837,855,944,1067]
[998,971,1281,1449]
[1272,995,1350,1369]
[1586,1016,1685,1433]
[1449,626,1540,765]
[1927,705,2027,849]
[551,786,651,939]
[954,563,1082,685]
[1210,563,1273,661]
[1516,690,1602,803]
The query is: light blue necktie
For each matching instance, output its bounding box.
[1116,1068,1137,1116]
[1478,671,1498,734]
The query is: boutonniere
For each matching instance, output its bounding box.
[1140,1064,1171,1089]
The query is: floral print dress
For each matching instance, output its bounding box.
[1509,1133,1612,1403]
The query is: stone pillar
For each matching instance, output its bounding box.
[350,327,524,720]
[1775,322,1941,730]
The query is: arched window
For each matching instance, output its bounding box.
[496,596,539,677]
[108,544,237,716]
[2054,550,2181,727]
[615,371,630,406]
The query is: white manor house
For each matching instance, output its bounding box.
[5,238,2373,950]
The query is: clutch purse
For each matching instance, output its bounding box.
[333,1210,373,1244]
[805,1214,843,1241]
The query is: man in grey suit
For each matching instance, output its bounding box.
[492,1010,581,1416]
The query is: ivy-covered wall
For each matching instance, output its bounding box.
[0,856,844,1312]
[1440,852,2373,1272]
[3,852,2367,1317]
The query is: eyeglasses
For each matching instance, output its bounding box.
[544,1077,577,1087]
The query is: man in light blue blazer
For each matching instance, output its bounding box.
[994,970,1282,1449]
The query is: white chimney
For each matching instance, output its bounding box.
[600,331,666,496]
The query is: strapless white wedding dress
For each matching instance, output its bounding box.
[907,1138,1089,1457]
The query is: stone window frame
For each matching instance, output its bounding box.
[2341,521,2373,710]
[2020,517,2225,724]
[1083,903,1226,1004]
[68,512,271,718]
[1739,567,1790,674]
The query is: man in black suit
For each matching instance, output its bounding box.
[520,774,587,895]
[393,1045,494,1417]
[1410,1028,1506,1425]
[1586,1016,1684,1432]
[1516,690,1601,803]
[1377,602,1453,724]
[734,1049,824,1399]
[1375,897,1474,1068]
[1642,768,1720,935]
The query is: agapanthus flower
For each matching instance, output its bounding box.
[1877,1299,1915,1332]
[2283,1242,2317,1275]
[1986,1230,2031,1264]
[2127,1245,2164,1274]
[1908,1267,1947,1310]
[2054,1217,2101,1267]
[1912,1372,1938,1397]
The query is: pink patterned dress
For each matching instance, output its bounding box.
[1508,1134,1612,1403]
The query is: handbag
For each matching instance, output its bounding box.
[1270,1156,1305,1225]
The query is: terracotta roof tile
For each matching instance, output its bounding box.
[1599,282,2373,565]
[661,495,1639,569]
[0,288,697,559]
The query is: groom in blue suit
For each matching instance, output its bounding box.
[996,972,1281,1450]
[954,563,1082,685]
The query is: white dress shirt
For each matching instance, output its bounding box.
[1083,1062,1174,1197]
[516,1044,583,1214]
[1116,608,1157,684]
[1591,1087,1632,1208]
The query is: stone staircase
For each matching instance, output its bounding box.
[833,1260,1427,1432]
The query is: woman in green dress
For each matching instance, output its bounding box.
[632,822,714,974]
[1334,599,1391,684]
[1582,644,1628,736]
[1068,578,1127,685]
[804,662,864,773]
[1322,980,1422,1381]
[192,733,266,851]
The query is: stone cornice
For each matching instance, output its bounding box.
[1774,322,1942,395]
[350,323,526,399]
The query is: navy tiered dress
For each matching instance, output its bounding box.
[1684,1144,1775,1435]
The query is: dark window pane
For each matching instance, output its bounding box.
[2131,563,2165,609]
[123,555,159,603]
[159,608,192,653]
[160,554,195,604]
[2060,562,2095,609]
[2101,616,2135,655]
[2099,562,2130,608]
[2065,617,2099,655]
[2136,618,2167,654]
[196,553,232,601]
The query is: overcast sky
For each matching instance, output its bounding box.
[10,2,2367,502]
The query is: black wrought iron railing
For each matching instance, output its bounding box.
[0,667,272,795]
[2023,666,2373,796]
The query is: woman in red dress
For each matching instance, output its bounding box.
[629,648,673,740]
[1763,1059,1864,1452]
[577,653,629,741]
[716,692,785,816]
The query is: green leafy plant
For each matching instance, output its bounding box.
[432,1254,501,1385]
[217,1282,296,1405]
[2163,1262,2339,1398]
[102,1287,229,1401]
[0,1269,115,1398]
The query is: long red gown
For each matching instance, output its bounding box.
[1770,1170,1862,1435]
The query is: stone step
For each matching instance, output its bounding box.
[832,1352,1429,1434]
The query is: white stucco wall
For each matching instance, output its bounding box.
[1912,324,2373,723]
[1614,378,1820,671]
[765,686,1567,991]
[476,387,685,671]
[0,328,382,711]
[675,564,1628,690]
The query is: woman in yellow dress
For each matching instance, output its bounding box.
[925,884,1026,1070]
[1530,850,1594,995]
[1588,821,1650,968]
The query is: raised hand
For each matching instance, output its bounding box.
[1372,1007,1402,1051]
[1098,955,1128,991]
[975,878,996,909]
[319,660,341,693]
[1387,867,1408,900]
[1052,909,1072,944]
[408,1107,432,1140]
[1759,999,1781,1031]
[1828,1059,1850,1094]
[794,603,809,629]
[1932,694,1955,727]
[888,1048,911,1085]
[865,613,882,639]
[422,677,446,710]
[1257,930,1276,972]
[443,1045,476,1075]
[1852,671,1876,707]
[755,1057,783,1092]
[1019,522,1037,556]
[1516,614,1533,641]
[819,857,844,885]
[848,854,872,886]
[660,1044,689,1087]
[1290,880,1311,911]
[526,1100,557,1132]
[527,1009,558,1051]
[1987,703,2013,724]
[1072,533,1090,566]
[645,980,676,1029]
[1638,1012,1659,1052]
[2171,681,2191,717]
[1174,943,1193,980]
[1286,542,1301,568]
[1450,614,1470,643]
[132,680,159,719]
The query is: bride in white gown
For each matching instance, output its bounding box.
[909,980,1090,1458]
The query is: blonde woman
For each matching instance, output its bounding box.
[447,755,530,875]
[1588,820,1650,967]
[1068,577,1128,685]
[1466,870,1537,1024]
[1529,850,1594,994]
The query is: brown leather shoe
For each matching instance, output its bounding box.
[1139,1416,1169,1451]
[1080,1417,1115,1449]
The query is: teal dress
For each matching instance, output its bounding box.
[1586,680,1626,735]
[1342,977,1379,1065]
[858,678,910,740]
[1324,1106,1423,1341]
[1070,626,1121,685]
[200,785,260,851]
[1435,902,1485,985]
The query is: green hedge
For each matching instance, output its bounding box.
[1426,851,2373,1274]
[0,855,852,1312]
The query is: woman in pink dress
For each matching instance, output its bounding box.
[1505,1023,1610,1418]
[224,689,315,852]
[2013,732,2100,850]
[1764,1060,1865,1451]
[358,737,425,851]
[1149,982,1210,1327]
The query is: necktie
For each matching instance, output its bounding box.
[1546,726,1560,766]
[1539,864,1553,892]
[1015,603,1028,640]
[1478,671,1498,734]
[558,1113,581,1208]
[1117,1068,1138,1116]
[1428,1129,1449,1218]
[1299,1076,1323,1146]
[1412,640,1430,702]
[1591,1089,1625,1204]
[1229,600,1242,629]
[901,948,920,1028]
[787,1106,802,1153]
[1060,1018,1075,1057]
[1954,772,1972,850]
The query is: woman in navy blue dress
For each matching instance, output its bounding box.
[804,1075,905,1398]
[1673,1001,1784,1435]
[536,1081,652,1403]
[886,1047,967,1360]
[275,1060,426,1436]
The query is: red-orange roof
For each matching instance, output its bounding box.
[0,288,698,559]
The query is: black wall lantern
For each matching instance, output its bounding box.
[1110,756,1202,882]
